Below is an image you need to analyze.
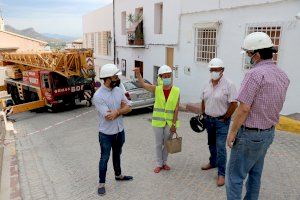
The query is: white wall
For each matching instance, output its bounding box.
[176,0,300,114]
[82,4,114,81]
[115,0,181,46]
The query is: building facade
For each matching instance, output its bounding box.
[82,4,114,81]
[83,0,300,114]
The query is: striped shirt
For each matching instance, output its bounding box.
[202,76,237,117]
[237,59,290,129]
[92,85,131,135]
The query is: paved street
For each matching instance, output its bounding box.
[11,106,300,200]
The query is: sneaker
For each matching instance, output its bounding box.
[201,163,216,170]
[97,186,106,196]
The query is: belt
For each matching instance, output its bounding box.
[242,125,274,132]
[205,115,225,120]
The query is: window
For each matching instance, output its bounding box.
[244,25,281,69]
[121,11,126,35]
[154,3,163,34]
[195,28,217,63]
[84,34,88,48]
[90,33,95,50]
[97,32,102,55]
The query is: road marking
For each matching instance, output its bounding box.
[1,110,95,146]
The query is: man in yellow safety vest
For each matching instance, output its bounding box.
[133,65,180,173]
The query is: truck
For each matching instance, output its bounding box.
[0,49,96,114]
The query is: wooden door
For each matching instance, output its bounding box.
[166,47,174,67]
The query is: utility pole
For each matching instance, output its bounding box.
[113,0,116,64]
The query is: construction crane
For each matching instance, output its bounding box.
[0,49,96,115]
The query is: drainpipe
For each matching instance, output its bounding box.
[113,0,116,64]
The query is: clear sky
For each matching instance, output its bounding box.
[0,0,112,38]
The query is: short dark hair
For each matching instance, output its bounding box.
[254,47,277,60]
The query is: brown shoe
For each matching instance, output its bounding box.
[201,163,216,170]
[217,176,225,187]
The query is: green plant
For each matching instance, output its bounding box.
[127,13,143,23]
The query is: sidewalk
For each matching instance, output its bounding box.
[0,113,21,200]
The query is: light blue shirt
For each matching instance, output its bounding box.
[92,85,131,135]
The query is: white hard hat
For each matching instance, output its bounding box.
[99,64,121,78]
[242,32,273,51]
[158,65,172,75]
[208,58,224,68]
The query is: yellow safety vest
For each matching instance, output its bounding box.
[157,77,163,86]
[152,86,180,128]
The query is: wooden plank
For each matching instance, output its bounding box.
[11,100,46,114]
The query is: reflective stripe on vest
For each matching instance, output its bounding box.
[152,86,180,128]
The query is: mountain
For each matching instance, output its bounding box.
[4,25,73,43]
[43,33,76,42]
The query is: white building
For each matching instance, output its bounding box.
[82,4,114,81]
[84,0,300,114]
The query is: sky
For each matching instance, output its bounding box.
[0,0,113,38]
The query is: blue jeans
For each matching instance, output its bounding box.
[99,130,125,183]
[226,127,275,200]
[205,116,230,176]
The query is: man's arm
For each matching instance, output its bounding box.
[133,68,156,93]
[221,102,238,121]
[92,96,109,117]
[201,99,205,115]
[170,97,180,133]
[106,92,132,120]
[227,102,250,148]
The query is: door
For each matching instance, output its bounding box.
[166,47,174,67]
[135,60,143,78]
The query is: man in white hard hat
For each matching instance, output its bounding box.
[92,64,133,196]
[200,58,238,186]
[133,65,180,173]
[226,32,290,200]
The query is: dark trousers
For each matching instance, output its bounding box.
[205,116,230,176]
[99,130,125,183]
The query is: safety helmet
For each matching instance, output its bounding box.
[158,65,172,75]
[190,114,206,133]
[208,58,224,69]
[99,64,121,79]
[242,32,273,51]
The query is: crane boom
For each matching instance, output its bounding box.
[1,49,95,78]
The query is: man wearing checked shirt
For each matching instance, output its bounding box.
[226,32,290,200]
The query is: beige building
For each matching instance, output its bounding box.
[0,16,47,53]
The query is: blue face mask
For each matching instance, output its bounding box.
[162,78,172,86]
[245,53,257,66]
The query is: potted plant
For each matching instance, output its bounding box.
[127,13,143,45]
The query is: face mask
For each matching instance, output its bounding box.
[110,78,120,88]
[245,53,257,66]
[210,72,221,80]
[162,78,172,86]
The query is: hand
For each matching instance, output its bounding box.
[132,67,141,75]
[105,110,119,121]
[227,131,237,148]
[170,125,176,133]
[120,100,127,108]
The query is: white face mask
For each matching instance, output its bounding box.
[210,71,221,80]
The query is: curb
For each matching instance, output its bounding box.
[0,112,22,200]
